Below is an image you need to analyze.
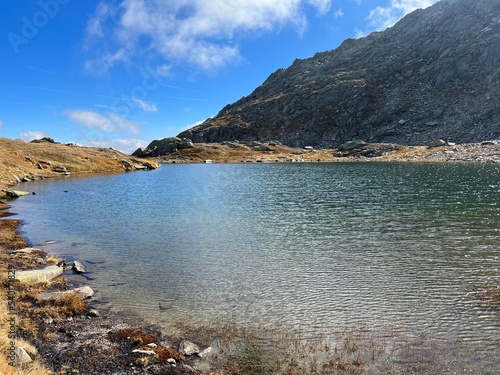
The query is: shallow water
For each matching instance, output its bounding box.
[10,162,500,343]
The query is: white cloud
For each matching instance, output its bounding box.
[334,8,344,18]
[20,130,49,142]
[85,2,114,39]
[155,64,172,78]
[367,0,438,31]
[80,138,149,154]
[65,109,141,134]
[0,120,3,129]
[132,98,158,112]
[85,0,333,72]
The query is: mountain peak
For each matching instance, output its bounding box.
[179,0,500,147]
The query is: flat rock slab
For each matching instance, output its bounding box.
[38,286,95,301]
[9,247,43,254]
[2,189,30,198]
[15,265,63,284]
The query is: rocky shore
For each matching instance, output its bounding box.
[135,137,500,165]
[1,200,218,374]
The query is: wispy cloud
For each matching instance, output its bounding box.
[334,8,344,18]
[367,0,438,31]
[23,65,56,75]
[0,120,3,129]
[84,0,333,73]
[79,138,149,154]
[20,130,49,142]
[65,109,141,134]
[132,97,158,112]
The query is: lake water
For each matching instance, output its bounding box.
[10,162,500,344]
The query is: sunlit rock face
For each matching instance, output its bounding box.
[179,0,500,148]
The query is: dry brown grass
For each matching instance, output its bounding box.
[154,346,185,362]
[0,220,29,250]
[109,328,160,345]
[0,137,157,194]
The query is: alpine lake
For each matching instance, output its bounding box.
[10,162,500,371]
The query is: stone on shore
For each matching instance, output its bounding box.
[15,265,63,284]
[9,247,42,254]
[72,260,86,274]
[2,189,30,198]
[179,340,200,356]
[86,309,100,318]
[428,139,448,148]
[38,285,95,301]
[338,140,368,151]
[198,347,213,358]
[15,347,33,363]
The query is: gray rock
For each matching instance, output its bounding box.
[2,189,30,198]
[86,309,100,318]
[38,285,95,300]
[9,247,41,254]
[132,137,194,157]
[72,261,86,274]
[15,347,32,363]
[52,166,67,173]
[338,140,368,151]
[179,340,200,356]
[197,347,213,358]
[428,139,447,148]
[16,265,63,284]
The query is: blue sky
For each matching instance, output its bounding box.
[1,0,438,154]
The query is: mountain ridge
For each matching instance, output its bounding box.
[178,0,500,148]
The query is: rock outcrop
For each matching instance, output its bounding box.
[132,137,193,158]
[178,0,500,148]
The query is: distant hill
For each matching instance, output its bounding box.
[178,0,500,148]
[0,138,158,194]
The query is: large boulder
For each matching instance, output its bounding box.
[132,137,194,157]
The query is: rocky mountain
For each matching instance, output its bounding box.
[178,0,500,148]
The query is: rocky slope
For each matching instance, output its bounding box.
[178,0,500,148]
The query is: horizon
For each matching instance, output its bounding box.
[1,0,438,154]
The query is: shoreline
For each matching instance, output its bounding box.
[0,197,216,374]
[149,140,500,165]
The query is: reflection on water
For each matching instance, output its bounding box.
[11,163,500,343]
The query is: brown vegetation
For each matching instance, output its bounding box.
[0,219,29,249]
[156,141,500,165]
[0,137,157,194]
[110,328,160,346]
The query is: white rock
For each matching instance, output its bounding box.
[16,347,32,363]
[179,340,200,356]
[198,347,213,358]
